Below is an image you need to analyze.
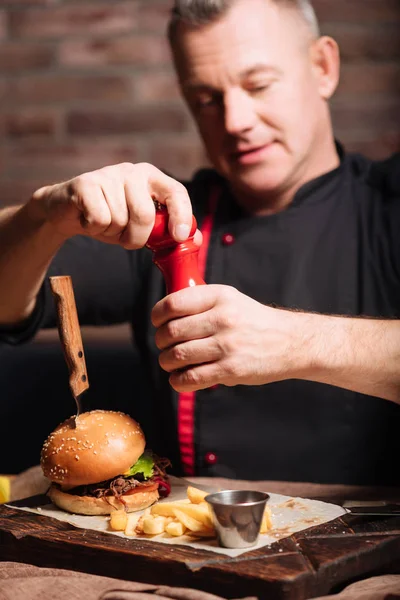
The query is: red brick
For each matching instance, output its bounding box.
[331,94,400,131]
[0,42,54,73]
[324,24,400,62]
[2,0,57,5]
[0,79,7,103]
[5,75,132,105]
[8,140,140,177]
[134,71,181,102]
[4,108,59,137]
[338,63,400,95]
[0,145,6,176]
[9,2,137,39]
[0,11,7,40]
[136,0,172,34]
[58,34,170,68]
[314,0,400,24]
[147,136,208,180]
[340,132,400,161]
[67,106,188,135]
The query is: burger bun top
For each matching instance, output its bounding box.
[41,410,146,489]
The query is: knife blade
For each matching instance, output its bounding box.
[344,503,400,516]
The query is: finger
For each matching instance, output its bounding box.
[151,285,220,328]
[159,338,221,373]
[147,167,193,242]
[72,178,112,235]
[32,184,54,201]
[100,177,129,238]
[155,313,215,350]
[120,175,155,249]
[193,229,203,247]
[169,362,222,392]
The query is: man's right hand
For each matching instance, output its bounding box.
[31,162,194,248]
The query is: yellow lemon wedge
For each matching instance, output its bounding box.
[0,476,10,504]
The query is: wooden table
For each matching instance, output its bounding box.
[1,484,400,600]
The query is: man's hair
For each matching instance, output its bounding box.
[168,0,320,44]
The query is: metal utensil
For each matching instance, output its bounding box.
[49,275,89,423]
[344,503,400,516]
[205,490,270,549]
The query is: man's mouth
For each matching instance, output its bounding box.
[230,143,276,165]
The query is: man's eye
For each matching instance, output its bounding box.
[248,84,270,93]
[193,94,222,114]
[197,95,217,107]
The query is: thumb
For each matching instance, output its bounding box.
[193,229,203,247]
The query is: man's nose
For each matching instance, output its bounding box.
[224,88,256,135]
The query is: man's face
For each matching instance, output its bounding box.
[172,0,335,202]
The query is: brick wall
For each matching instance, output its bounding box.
[0,0,399,206]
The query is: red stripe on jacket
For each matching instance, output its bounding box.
[177,186,220,475]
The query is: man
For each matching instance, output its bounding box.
[0,0,399,484]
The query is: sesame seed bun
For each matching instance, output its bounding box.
[40,410,146,489]
[48,484,159,515]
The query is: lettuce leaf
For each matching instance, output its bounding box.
[125,453,154,479]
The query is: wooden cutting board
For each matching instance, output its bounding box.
[0,499,399,599]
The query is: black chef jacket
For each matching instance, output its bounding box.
[2,146,400,485]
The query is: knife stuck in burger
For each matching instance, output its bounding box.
[41,276,170,516]
[40,409,170,515]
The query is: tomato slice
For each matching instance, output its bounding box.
[123,482,159,496]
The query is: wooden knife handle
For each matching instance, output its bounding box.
[49,275,89,399]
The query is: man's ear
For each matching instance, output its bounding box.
[310,36,340,100]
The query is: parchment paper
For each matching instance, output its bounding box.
[7,476,346,558]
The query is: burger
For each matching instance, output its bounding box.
[40,410,170,515]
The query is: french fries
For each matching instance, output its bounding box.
[151,500,213,529]
[109,486,273,539]
[149,500,191,517]
[109,509,127,531]
[187,485,208,504]
[165,520,186,536]
[124,513,141,537]
[172,508,212,534]
[143,515,168,535]
[260,505,273,534]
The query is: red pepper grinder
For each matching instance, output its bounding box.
[146,204,205,293]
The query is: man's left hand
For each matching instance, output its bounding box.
[151,285,308,392]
